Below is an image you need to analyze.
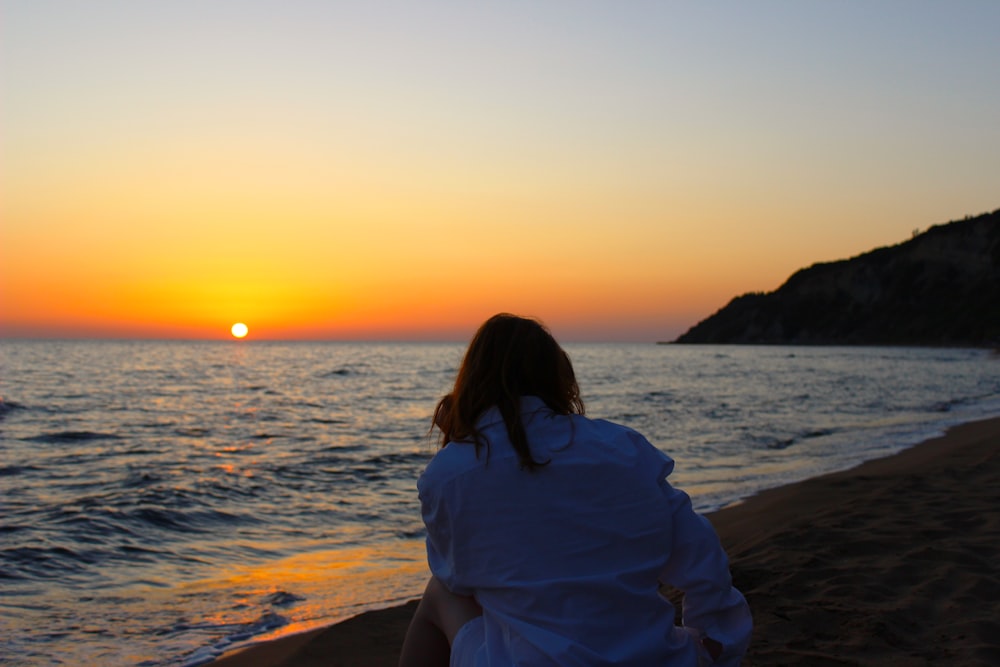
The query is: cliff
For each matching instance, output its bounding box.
[673,209,1000,346]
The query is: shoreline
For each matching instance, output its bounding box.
[208,416,1000,666]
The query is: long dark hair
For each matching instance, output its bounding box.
[433,313,584,470]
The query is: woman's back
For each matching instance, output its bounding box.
[401,315,749,667]
[419,397,735,665]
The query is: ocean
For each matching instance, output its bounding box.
[2,341,998,666]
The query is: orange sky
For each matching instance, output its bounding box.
[3,2,998,342]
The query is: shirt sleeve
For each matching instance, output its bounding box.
[418,470,474,597]
[657,469,752,666]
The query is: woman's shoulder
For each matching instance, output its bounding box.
[418,438,489,491]
[576,414,650,444]
[570,414,674,465]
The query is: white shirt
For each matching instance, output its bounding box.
[418,396,751,666]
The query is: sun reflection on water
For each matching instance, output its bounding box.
[181,541,429,644]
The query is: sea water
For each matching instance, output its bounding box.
[1,341,998,666]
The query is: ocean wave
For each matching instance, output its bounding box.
[127,505,247,532]
[317,367,361,378]
[175,427,212,437]
[365,452,431,466]
[172,610,291,667]
[0,397,28,421]
[763,437,796,450]
[24,430,123,443]
[122,471,165,487]
[2,545,97,579]
[743,426,840,451]
[0,464,42,477]
[252,431,289,439]
[0,524,29,535]
[262,590,305,607]
[801,427,836,439]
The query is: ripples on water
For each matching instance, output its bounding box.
[1,341,998,665]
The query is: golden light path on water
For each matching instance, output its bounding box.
[190,541,429,643]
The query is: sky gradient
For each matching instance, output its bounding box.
[3,1,998,341]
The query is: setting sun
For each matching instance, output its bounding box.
[231,323,249,339]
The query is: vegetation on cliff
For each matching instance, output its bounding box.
[673,209,1000,346]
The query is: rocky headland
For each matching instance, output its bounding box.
[673,209,1000,346]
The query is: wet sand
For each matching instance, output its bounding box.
[210,417,1000,666]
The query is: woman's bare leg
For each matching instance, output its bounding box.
[399,576,482,667]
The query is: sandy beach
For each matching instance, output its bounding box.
[209,417,1000,666]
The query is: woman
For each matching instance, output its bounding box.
[400,314,751,666]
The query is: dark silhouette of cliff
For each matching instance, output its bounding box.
[673,209,1000,346]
